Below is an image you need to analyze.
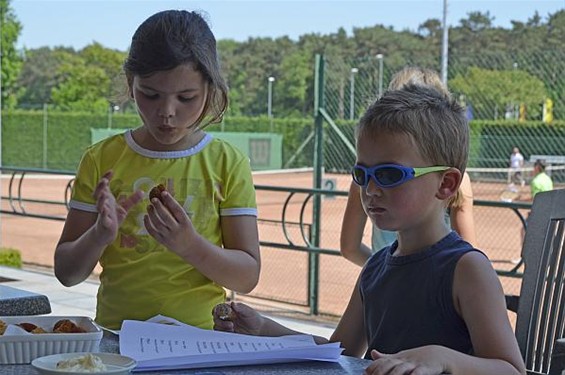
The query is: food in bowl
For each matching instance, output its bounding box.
[0,318,86,335]
[53,319,87,333]
[16,322,47,334]
[56,353,107,372]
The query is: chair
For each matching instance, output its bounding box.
[510,188,565,374]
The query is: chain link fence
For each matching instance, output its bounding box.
[4,50,565,320]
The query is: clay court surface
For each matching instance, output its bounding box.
[0,170,548,320]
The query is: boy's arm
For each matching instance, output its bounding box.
[365,252,525,375]
[447,251,525,374]
[340,182,372,266]
[331,278,367,357]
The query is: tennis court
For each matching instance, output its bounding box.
[0,169,559,319]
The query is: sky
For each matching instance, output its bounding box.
[11,0,565,51]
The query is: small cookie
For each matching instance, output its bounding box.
[216,303,235,321]
[149,184,167,202]
[53,319,86,333]
[0,320,6,335]
[17,322,39,332]
[31,326,48,334]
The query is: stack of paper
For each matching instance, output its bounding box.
[119,318,343,372]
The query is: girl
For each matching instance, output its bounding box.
[54,10,260,330]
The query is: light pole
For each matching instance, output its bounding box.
[376,54,384,98]
[349,68,358,120]
[441,0,449,85]
[267,76,275,132]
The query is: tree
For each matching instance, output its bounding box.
[16,47,75,107]
[50,59,110,112]
[1,0,22,108]
[450,67,547,120]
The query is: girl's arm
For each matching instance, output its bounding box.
[366,252,525,375]
[450,172,476,245]
[145,191,260,294]
[55,171,143,287]
[54,209,105,286]
[213,278,367,354]
[340,182,373,266]
[213,302,330,344]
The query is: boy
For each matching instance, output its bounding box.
[213,85,525,375]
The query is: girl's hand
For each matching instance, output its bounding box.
[143,190,201,259]
[212,302,264,336]
[364,346,446,375]
[93,171,143,245]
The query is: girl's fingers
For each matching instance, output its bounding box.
[120,190,144,211]
[161,191,190,224]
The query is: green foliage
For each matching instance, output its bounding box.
[50,56,114,112]
[2,110,140,170]
[1,0,23,109]
[469,120,565,169]
[3,109,565,176]
[0,248,22,268]
[450,67,547,120]
[12,9,565,123]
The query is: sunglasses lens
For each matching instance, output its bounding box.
[375,167,404,186]
[352,167,367,186]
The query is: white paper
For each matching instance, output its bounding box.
[119,319,342,372]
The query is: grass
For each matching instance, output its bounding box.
[0,248,22,268]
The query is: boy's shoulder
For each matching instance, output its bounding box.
[364,232,481,270]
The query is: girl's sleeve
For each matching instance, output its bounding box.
[68,150,100,213]
[220,156,257,217]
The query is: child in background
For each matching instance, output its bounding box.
[54,10,260,330]
[340,66,476,267]
[213,85,525,375]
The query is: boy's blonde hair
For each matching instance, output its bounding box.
[357,84,468,177]
[385,67,466,208]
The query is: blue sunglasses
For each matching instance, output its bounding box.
[352,163,450,188]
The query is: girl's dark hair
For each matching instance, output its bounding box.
[124,10,228,128]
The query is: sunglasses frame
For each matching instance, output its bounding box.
[352,163,450,188]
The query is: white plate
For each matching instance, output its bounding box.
[31,352,136,375]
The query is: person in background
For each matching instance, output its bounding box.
[530,159,553,199]
[53,10,260,330]
[509,147,525,187]
[340,67,476,267]
[214,85,525,375]
[519,159,554,242]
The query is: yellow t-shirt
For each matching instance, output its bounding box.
[70,130,257,330]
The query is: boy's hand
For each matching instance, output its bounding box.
[364,346,446,375]
[212,302,263,336]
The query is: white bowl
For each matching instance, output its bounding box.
[0,316,103,364]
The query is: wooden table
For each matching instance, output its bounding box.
[0,285,51,316]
